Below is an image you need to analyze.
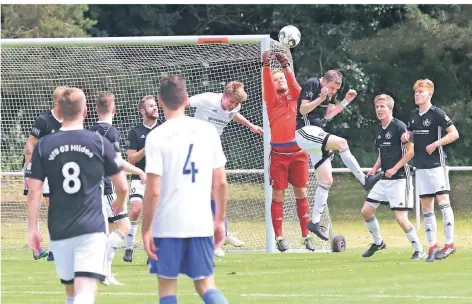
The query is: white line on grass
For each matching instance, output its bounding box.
[4,291,471,300]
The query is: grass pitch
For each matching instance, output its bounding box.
[2,221,472,304]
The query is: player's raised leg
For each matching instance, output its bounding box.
[324,134,382,191]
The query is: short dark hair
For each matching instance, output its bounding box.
[96,92,115,114]
[324,70,343,85]
[60,88,86,120]
[158,75,187,110]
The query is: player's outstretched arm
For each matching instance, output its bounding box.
[233,113,264,135]
[262,51,276,103]
[385,142,414,178]
[121,159,146,183]
[274,52,301,92]
[326,89,358,120]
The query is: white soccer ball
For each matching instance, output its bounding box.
[278,25,301,48]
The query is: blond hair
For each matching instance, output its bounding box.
[374,94,395,109]
[224,81,247,104]
[413,79,434,94]
[53,86,68,102]
[60,88,86,120]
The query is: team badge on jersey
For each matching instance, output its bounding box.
[385,131,392,139]
[423,119,431,127]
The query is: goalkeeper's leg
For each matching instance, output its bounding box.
[289,151,314,251]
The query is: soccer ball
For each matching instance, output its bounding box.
[278,25,301,48]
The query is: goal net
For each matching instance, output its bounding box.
[0,35,334,252]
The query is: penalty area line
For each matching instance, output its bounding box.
[4,291,471,300]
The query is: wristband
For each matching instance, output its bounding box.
[280,62,290,69]
[341,99,349,107]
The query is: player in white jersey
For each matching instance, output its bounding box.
[142,75,228,304]
[188,81,262,256]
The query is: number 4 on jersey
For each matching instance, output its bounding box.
[183,144,199,183]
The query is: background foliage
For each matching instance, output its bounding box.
[2,4,470,167]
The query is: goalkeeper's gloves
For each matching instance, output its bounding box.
[274,52,290,69]
[262,51,273,67]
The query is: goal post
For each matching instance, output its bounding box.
[0,34,296,253]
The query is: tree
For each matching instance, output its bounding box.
[1,4,96,38]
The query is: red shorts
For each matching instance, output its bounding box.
[269,150,309,190]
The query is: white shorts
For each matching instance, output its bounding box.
[24,177,50,197]
[416,166,450,198]
[129,179,145,202]
[367,178,414,210]
[49,232,107,284]
[102,194,128,222]
[295,126,333,169]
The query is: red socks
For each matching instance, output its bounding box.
[271,200,283,238]
[296,198,310,237]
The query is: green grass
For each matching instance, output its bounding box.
[2,234,472,304]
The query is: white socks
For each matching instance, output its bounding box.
[439,204,455,245]
[339,149,365,185]
[73,291,95,304]
[66,296,74,304]
[126,221,138,250]
[405,226,423,252]
[312,184,330,223]
[423,211,438,247]
[365,216,382,245]
[106,230,125,277]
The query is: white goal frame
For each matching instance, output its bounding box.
[2,36,471,253]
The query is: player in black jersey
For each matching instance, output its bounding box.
[294,70,383,240]
[401,79,460,262]
[360,94,425,260]
[23,86,67,261]
[25,88,128,304]
[89,92,146,285]
[123,95,160,262]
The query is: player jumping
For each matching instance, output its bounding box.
[89,92,146,284]
[26,87,128,304]
[142,75,228,303]
[187,81,263,257]
[262,51,313,252]
[23,85,67,261]
[401,79,460,262]
[295,70,383,241]
[361,94,425,259]
[123,95,160,263]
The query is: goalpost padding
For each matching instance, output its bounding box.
[0,35,334,253]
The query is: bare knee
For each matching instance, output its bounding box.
[194,276,216,297]
[74,277,97,295]
[336,138,349,151]
[65,284,74,297]
[117,218,130,236]
[293,187,307,199]
[420,197,434,212]
[361,203,375,220]
[272,189,285,202]
[129,200,142,220]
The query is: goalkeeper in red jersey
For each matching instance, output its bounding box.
[262,51,313,252]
